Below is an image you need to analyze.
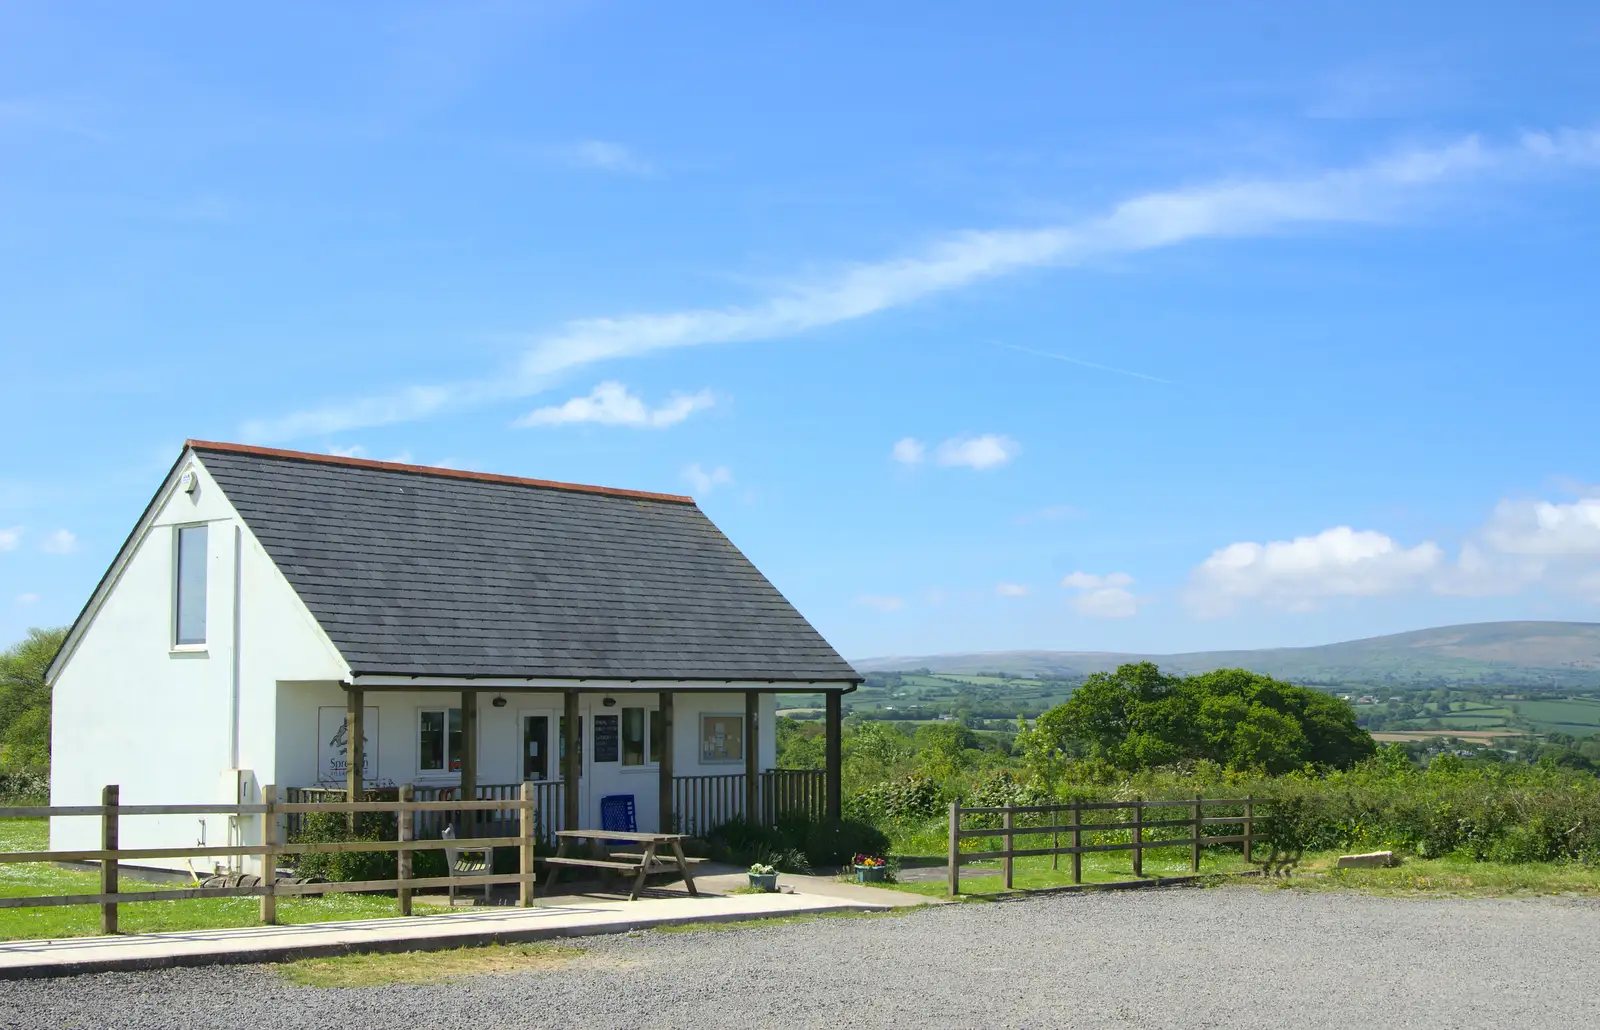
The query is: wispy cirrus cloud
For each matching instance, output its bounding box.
[39,529,78,555]
[683,463,732,495]
[241,129,1600,442]
[0,527,20,552]
[539,140,653,175]
[515,382,714,429]
[892,434,1019,470]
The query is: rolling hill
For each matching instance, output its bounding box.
[853,621,1600,689]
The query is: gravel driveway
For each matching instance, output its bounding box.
[2,886,1597,1029]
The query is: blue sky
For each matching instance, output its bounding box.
[4,2,1600,661]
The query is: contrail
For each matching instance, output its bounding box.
[991,342,1173,384]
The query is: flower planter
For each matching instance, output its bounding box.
[748,872,778,892]
[854,865,887,883]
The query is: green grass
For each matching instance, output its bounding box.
[0,818,409,940]
[888,848,1257,898]
[1262,851,1600,896]
[278,942,587,987]
[1511,697,1600,733]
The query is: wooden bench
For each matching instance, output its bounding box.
[538,830,700,901]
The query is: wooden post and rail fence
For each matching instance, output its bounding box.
[0,784,542,935]
[946,795,1257,896]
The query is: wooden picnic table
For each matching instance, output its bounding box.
[539,830,703,901]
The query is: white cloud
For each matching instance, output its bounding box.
[855,594,905,612]
[240,129,1600,442]
[935,434,1019,471]
[1015,504,1082,525]
[995,583,1030,597]
[1481,497,1600,556]
[328,444,365,457]
[891,437,926,464]
[16,593,39,605]
[1061,571,1135,590]
[1061,571,1142,618]
[1073,588,1141,619]
[40,529,77,554]
[683,463,733,495]
[515,381,714,429]
[0,527,19,552]
[545,140,653,175]
[1187,526,1445,616]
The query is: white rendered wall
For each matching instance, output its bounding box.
[49,457,346,872]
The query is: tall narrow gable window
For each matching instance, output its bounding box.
[174,525,208,646]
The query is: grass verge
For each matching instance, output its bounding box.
[888,849,1256,899]
[0,818,407,941]
[278,942,587,988]
[1257,851,1600,897]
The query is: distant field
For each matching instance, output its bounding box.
[1513,697,1600,732]
[1372,730,1525,743]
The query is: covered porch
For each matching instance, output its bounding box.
[323,679,848,841]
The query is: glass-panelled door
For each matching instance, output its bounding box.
[521,714,551,781]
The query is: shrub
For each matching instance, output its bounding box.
[804,818,891,870]
[0,769,48,805]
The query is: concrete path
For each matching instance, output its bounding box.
[0,889,896,980]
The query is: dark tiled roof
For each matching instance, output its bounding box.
[193,443,858,682]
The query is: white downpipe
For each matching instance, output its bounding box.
[229,525,242,770]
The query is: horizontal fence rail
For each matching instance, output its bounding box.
[0,783,545,934]
[2,772,832,936]
[947,796,1257,897]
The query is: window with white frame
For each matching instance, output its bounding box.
[173,524,208,646]
[419,708,463,773]
[700,713,743,764]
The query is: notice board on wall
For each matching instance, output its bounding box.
[593,713,620,763]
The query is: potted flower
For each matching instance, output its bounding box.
[748,862,778,892]
[853,854,888,883]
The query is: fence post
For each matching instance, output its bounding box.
[1131,797,1143,879]
[947,802,960,897]
[1070,801,1081,884]
[260,784,278,924]
[1243,795,1254,865]
[397,783,414,917]
[1191,793,1203,873]
[520,781,535,907]
[100,784,119,935]
[1002,806,1015,891]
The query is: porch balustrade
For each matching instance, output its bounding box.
[286,769,826,842]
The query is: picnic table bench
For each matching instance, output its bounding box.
[539,830,705,901]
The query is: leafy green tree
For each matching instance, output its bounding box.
[1030,662,1375,774]
[0,627,66,773]
[776,716,825,769]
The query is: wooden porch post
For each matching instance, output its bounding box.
[345,685,364,830]
[657,691,674,833]
[563,689,581,832]
[825,690,842,823]
[459,689,478,836]
[744,691,761,826]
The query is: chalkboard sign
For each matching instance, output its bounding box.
[593,714,620,763]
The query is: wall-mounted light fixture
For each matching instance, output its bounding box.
[602,696,617,707]
[492,695,508,708]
